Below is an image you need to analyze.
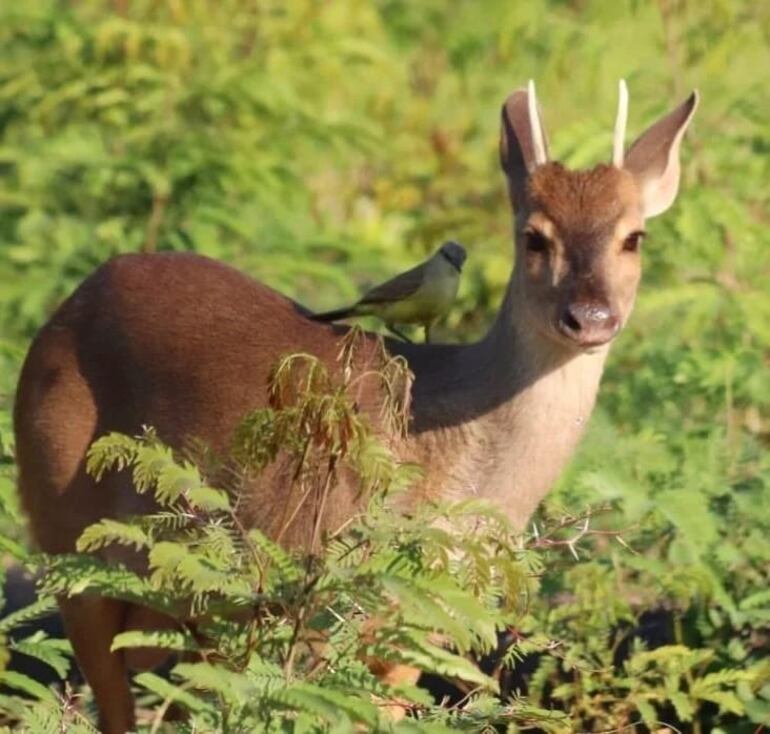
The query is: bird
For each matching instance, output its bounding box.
[313,241,467,342]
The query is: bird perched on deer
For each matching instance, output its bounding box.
[313,240,467,342]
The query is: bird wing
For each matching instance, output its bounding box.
[358,262,426,305]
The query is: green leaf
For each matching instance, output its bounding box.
[111,629,198,654]
[634,698,658,726]
[134,671,213,714]
[656,488,718,554]
[669,691,696,722]
[0,671,57,703]
[10,635,71,679]
[0,597,58,635]
[187,486,231,512]
[76,519,149,552]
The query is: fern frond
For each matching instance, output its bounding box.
[10,634,71,679]
[187,486,231,512]
[111,629,199,654]
[272,681,382,728]
[134,671,213,715]
[76,518,150,553]
[85,432,140,481]
[0,671,58,703]
[172,661,254,706]
[0,596,58,634]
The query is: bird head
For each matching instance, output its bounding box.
[438,241,467,272]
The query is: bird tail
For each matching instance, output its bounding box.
[312,306,356,323]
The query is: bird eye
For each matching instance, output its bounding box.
[525,229,549,253]
[622,231,645,252]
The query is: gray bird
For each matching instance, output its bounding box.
[313,241,467,342]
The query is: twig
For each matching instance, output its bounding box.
[143,193,168,253]
[526,506,637,559]
[310,455,338,552]
[149,694,176,734]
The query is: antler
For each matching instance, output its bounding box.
[612,79,629,167]
[527,80,548,167]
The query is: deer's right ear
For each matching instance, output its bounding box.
[499,84,549,209]
[624,91,699,219]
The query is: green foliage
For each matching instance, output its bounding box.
[35,355,554,731]
[0,0,768,731]
[0,596,80,728]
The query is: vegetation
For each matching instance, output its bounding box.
[0,0,768,731]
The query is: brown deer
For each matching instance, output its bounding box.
[14,81,697,732]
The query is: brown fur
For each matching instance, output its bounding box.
[14,86,697,733]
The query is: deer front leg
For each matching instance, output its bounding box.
[58,595,134,734]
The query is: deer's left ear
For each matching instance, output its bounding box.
[499,82,550,211]
[624,91,699,218]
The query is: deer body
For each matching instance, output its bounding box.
[14,83,697,733]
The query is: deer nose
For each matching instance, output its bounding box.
[558,302,619,347]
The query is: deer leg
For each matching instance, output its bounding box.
[58,595,134,734]
[358,617,422,720]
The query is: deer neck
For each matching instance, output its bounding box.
[394,278,610,528]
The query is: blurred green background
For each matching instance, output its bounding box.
[0,0,768,729]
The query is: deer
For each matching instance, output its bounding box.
[13,81,697,733]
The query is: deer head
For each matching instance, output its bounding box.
[500,81,699,351]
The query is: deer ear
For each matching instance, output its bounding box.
[499,85,549,209]
[624,91,699,219]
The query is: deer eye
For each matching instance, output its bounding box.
[622,231,645,253]
[525,229,550,254]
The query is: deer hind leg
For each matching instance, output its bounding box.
[122,604,181,672]
[58,595,134,734]
[357,617,422,720]
[365,659,422,721]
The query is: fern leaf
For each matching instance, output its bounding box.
[247,528,302,582]
[76,518,149,552]
[633,698,658,727]
[154,457,202,504]
[696,689,745,715]
[691,668,756,690]
[187,486,231,512]
[134,671,213,714]
[0,671,57,703]
[10,635,71,679]
[111,629,198,654]
[0,596,58,634]
[85,432,139,481]
[172,661,253,706]
[669,691,695,722]
[273,682,381,728]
